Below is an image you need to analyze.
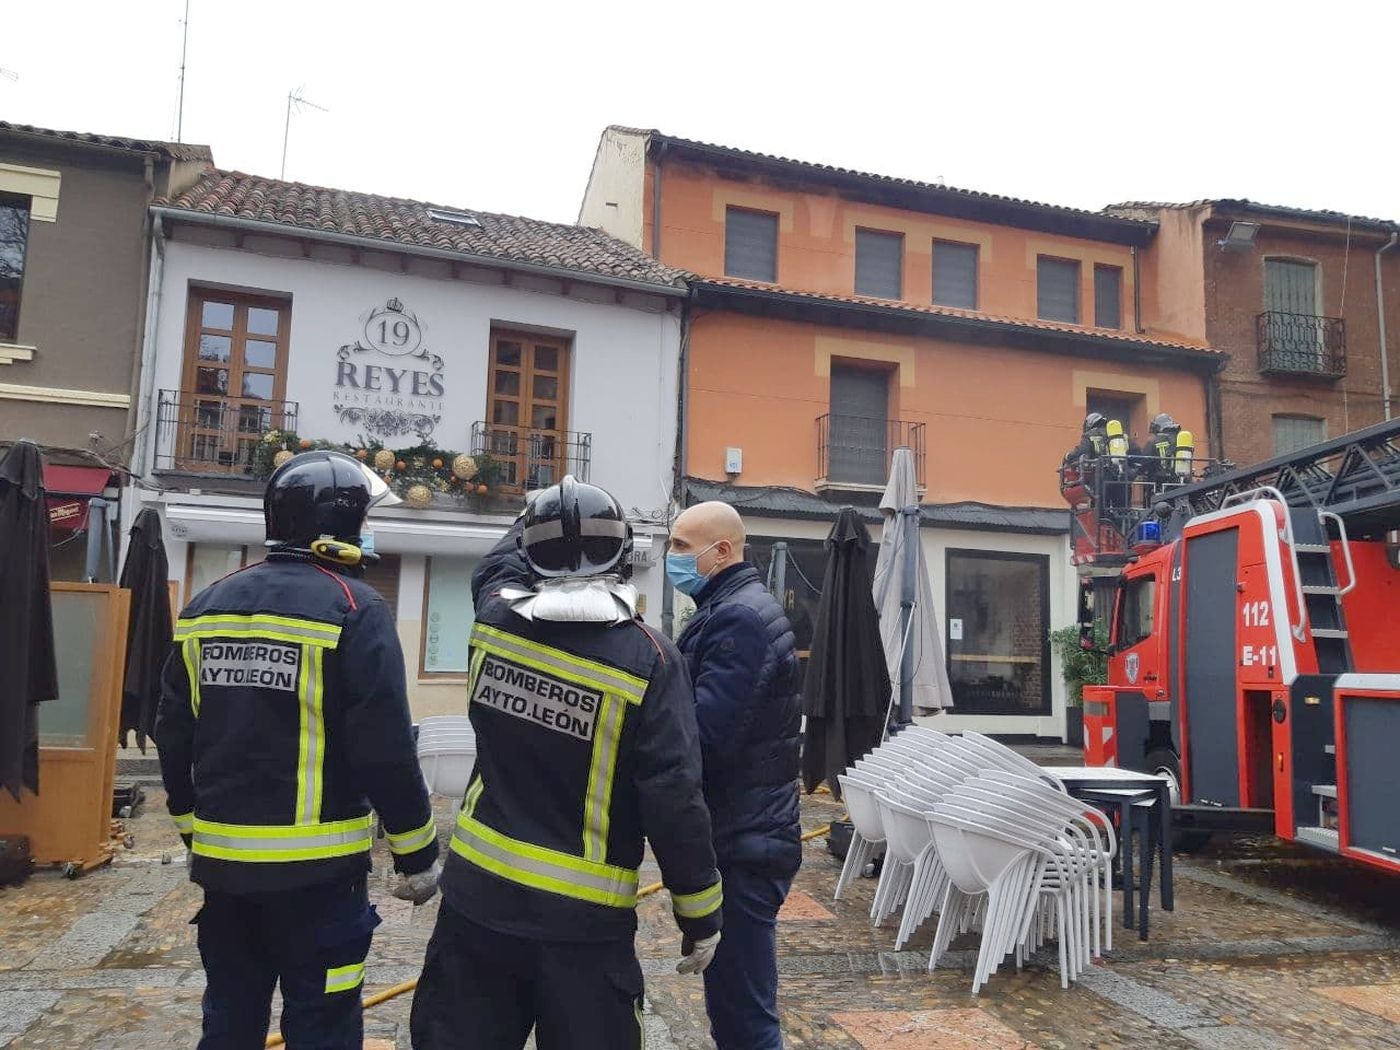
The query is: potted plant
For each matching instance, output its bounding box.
[1049,623,1108,749]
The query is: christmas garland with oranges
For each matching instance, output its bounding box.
[252,429,502,508]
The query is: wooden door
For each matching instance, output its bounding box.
[485,331,571,489]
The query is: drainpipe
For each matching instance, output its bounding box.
[1207,365,1226,463]
[125,155,157,450]
[1375,231,1398,420]
[661,298,690,637]
[131,213,167,478]
[650,140,667,259]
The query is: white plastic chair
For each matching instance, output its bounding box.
[834,772,887,900]
[417,716,477,799]
[925,806,1045,995]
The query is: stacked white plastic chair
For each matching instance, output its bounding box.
[829,729,1116,994]
[416,715,477,799]
[928,770,1115,993]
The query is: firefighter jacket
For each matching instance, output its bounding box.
[440,525,724,944]
[155,553,439,894]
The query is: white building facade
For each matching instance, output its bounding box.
[128,172,685,717]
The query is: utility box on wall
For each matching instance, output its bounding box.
[725,447,743,474]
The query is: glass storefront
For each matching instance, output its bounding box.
[944,549,1050,715]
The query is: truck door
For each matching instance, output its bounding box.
[1183,528,1242,806]
[1107,568,1163,772]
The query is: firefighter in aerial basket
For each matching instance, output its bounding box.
[156,450,441,1049]
[410,476,723,1050]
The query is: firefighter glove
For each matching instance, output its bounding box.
[392,860,441,905]
[676,932,721,975]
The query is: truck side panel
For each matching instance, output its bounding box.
[1337,542,1400,672]
[1335,681,1400,870]
[1183,528,1241,807]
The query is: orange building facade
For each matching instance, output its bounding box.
[581,128,1222,737]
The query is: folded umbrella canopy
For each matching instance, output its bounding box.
[0,441,59,799]
[118,507,173,751]
[872,446,953,718]
[801,507,890,799]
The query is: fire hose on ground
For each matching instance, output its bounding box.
[263,821,837,1047]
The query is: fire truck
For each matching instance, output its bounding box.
[1062,418,1400,874]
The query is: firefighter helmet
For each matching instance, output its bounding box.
[1083,412,1108,434]
[519,475,633,580]
[1150,412,1180,435]
[264,450,400,553]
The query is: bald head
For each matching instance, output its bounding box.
[670,501,746,577]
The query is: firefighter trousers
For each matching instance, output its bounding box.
[410,900,646,1049]
[702,863,794,1050]
[193,875,380,1050]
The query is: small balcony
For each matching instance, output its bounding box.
[1257,311,1346,379]
[815,414,926,491]
[154,390,299,476]
[470,421,591,491]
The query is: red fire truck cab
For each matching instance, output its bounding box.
[1071,420,1400,874]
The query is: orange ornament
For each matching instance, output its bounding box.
[299,438,311,449]
[432,458,444,469]
[476,484,489,495]
[395,460,407,471]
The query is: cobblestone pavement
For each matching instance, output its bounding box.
[2,785,1398,1048]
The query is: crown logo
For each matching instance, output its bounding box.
[385,297,404,313]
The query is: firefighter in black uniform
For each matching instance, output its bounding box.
[156,450,440,1050]
[1146,412,1183,485]
[410,476,723,1050]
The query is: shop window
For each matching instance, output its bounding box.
[744,534,879,687]
[421,555,480,676]
[360,553,402,612]
[944,549,1050,715]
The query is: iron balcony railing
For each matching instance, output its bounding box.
[154,390,299,474]
[816,414,926,487]
[1257,311,1346,378]
[471,421,591,490]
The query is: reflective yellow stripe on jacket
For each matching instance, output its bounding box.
[671,879,724,920]
[175,613,342,648]
[457,625,650,907]
[191,815,373,863]
[451,809,640,909]
[387,816,437,856]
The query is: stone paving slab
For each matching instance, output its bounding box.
[3,786,1399,1048]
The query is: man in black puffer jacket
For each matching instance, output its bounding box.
[669,501,802,1050]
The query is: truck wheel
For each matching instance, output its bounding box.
[1144,747,1213,854]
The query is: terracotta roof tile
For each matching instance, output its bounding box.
[0,121,213,162]
[1108,199,1397,230]
[621,126,1156,234]
[161,169,686,289]
[697,276,1219,355]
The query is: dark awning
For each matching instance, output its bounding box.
[44,465,114,532]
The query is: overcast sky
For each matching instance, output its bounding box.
[5,1,1396,226]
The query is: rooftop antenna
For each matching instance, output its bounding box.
[176,0,190,142]
[281,87,329,181]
